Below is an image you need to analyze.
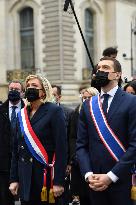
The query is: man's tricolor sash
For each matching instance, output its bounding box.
[90,95,126,161]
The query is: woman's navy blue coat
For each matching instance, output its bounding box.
[10,102,67,201]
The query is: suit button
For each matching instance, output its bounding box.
[21,146,24,149]
[29,158,33,162]
[21,157,24,162]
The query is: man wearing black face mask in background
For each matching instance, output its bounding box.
[0,80,24,205]
[77,57,136,205]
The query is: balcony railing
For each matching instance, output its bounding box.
[7,69,36,82]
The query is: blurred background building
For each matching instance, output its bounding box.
[0,0,136,104]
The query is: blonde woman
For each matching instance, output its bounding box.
[9,75,67,205]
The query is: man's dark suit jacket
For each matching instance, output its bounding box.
[76,88,136,181]
[10,102,67,201]
[0,99,24,173]
[60,104,73,163]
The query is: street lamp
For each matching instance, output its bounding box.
[131,22,136,76]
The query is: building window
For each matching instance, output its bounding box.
[20,7,35,70]
[85,8,94,69]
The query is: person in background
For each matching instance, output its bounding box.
[77,57,136,205]
[69,86,99,205]
[102,47,118,59]
[124,81,136,95]
[0,80,24,205]
[52,84,73,205]
[9,75,67,205]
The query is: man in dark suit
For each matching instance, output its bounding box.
[0,80,24,205]
[52,85,73,205]
[76,57,136,205]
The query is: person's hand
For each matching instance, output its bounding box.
[88,174,112,191]
[53,185,64,197]
[9,182,19,195]
[94,174,112,186]
[88,174,105,191]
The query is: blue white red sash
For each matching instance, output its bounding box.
[18,107,50,167]
[18,107,56,202]
[90,95,126,161]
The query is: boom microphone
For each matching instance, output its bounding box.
[64,0,70,12]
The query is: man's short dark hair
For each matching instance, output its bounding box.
[8,80,24,91]
[52,85,62,96]
[100,57,122,72]
[102,47,118,57]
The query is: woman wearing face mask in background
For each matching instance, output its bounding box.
[69,86,99,205]
[124,81,136,95]
[9,75,67,205]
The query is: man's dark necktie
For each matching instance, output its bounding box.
[11,106,17,130]
[102,94,109,116]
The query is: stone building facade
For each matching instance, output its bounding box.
[0,0,136,104]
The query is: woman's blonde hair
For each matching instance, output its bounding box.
[86,87,99,96]
[78,86,99,112]
[25,74,53,103]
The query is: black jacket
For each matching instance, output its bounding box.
[69,105,80,162]
[60,104,74,163]
[0,99,24,172]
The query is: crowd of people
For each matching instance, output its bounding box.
[0,47,136,205]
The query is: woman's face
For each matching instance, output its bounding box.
[80,89,92,101]
[125,86,136,95]
[26,78,46,100]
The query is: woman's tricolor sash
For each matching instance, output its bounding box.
[18,107,50,166]
[90,95,126,161]
[18,107,55,202]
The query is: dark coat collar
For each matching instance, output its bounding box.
[27,103,49,125]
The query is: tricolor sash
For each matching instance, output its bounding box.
[18,107,55,203]
[90,95,126,161]
[18,107,50,167]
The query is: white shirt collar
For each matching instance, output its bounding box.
[100,85,118,98]
[9,100,21,108]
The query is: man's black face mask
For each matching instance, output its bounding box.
[25,88,40,102]
[94,70,110,87]
[8,90,21,102]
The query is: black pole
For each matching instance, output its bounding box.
[131,22,133,76]
[64,0,95,72]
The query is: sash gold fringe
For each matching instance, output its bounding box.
[49,188,55,203]
[41,186,47,202]
[131,186,136,200]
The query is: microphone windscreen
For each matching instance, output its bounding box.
[64,0,70,11]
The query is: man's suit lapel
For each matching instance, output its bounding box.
[107,88,124,121]
[2,99,24,119]
[30,104,48,125]
[21,99,25,109]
